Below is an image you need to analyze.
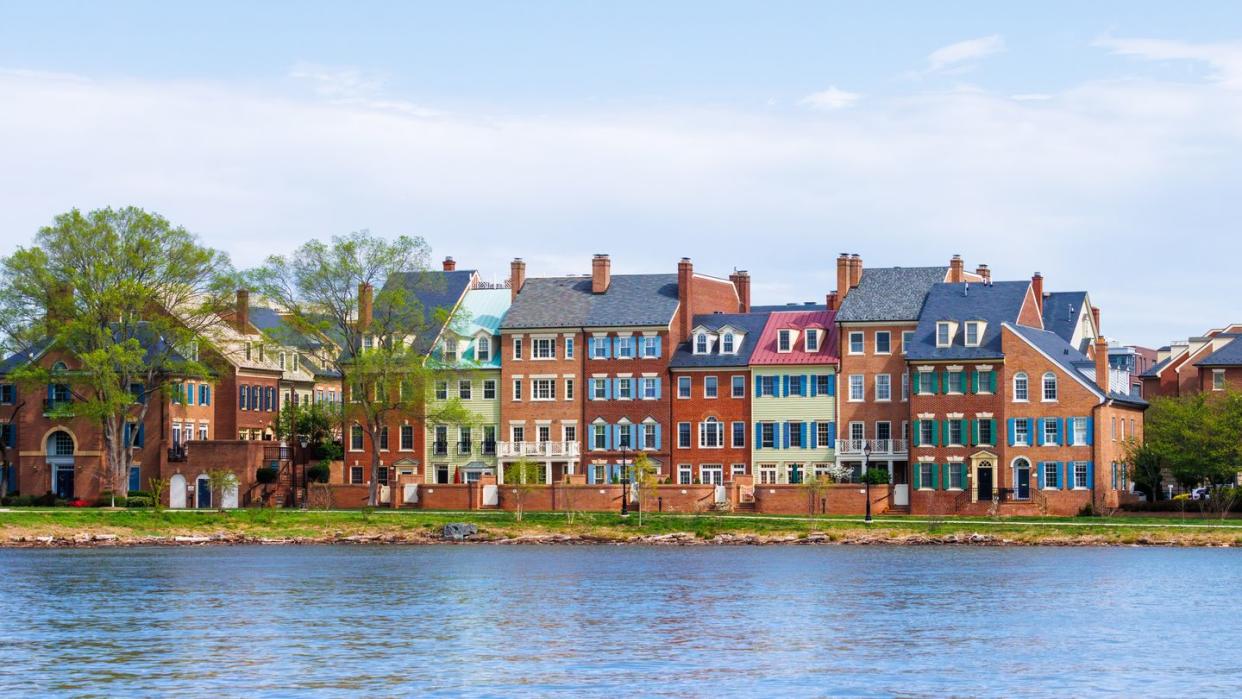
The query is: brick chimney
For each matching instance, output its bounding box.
[46,283,73,326]
[1091,306,1101,334]
[730,270,751,313]
[678,257,694,339]
[1031,273,1044,315]
[509,258,526,301]
[826,291,838,311]
[975,264,990,283]
[835,253,850,309]
[1094,336,1110,393]
[442,256,456,271]
[849,253,863,289]
[234,289,250,333]
[948,254,964,283]
[592,254,611,294]
[357,283,373,332]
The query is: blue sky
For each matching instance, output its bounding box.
[2,1,1241,346]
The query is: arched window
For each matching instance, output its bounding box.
[722,333,735,354]
[695,333,709,354]
[1042,372,1058,401]
[699,417,723,448]
[477,336,491,361]
[1013,372,1028,401]
[48,430,74,456]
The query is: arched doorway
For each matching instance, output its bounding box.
[969,451,999,503]
[169,474,186,509]
[1012,458,1031,500]
[47,430,75,499]
[196,475,212,509]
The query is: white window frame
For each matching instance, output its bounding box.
[848,331,864,355]
[677,375,691,398]
[1014,420,1030,446]
[964,321,983,347]
[875,374,891,402]
[777,329,794,353]
[848,374,865,402]
[731,375,745,398]
[532,337,555,359]
[1013,373,1029,402]
[704,376,718,399]
[804,329,820,353]
[936,322,953,348]
[874,331,891,355]
[699,418,724,449]
[1042,372,1058,402]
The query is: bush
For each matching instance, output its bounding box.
[306,462,331,484]
[1077,503,1098,517]
[128,490,152,500]
[125,496,154,508]
[1,495,36,506]
[95,495,128,507]
[862,467,892,485]
[256,466,279,485]
[34,491,58,506]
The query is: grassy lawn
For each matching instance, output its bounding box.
[3,508,1242,545]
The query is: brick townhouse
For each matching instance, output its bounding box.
[499,254,744,484]
[669,309,769,485]
[1141,324,1242,398]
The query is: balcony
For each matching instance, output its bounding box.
[497,441,580,459]
[263,445,293,463]
[457,441,473,456]
[836,439,909,456]
[481,441,497,456]
[432,440,448,456]
[168,446,187,462]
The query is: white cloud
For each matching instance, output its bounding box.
[289,61,441,117]
[1095,36,1242,88]
[925,34,1005,74]
[800,86,861,111]
[1,55,1240,346]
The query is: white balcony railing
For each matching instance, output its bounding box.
[836,439,908,456]
[497,441,581,459]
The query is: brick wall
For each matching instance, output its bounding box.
[836,322,916,447]
[670,368,750,480]
[752,483,892,515]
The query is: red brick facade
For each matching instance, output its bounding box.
[669,368,751,483]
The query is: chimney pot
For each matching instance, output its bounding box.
[510,258,526,301]
[442,256,456,271]
[975,264,991,284]
[949,254,964,283]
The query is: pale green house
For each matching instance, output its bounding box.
[425,286,510,484]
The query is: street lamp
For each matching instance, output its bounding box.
[296,434,310,509]
[862,441,873,524]
[620,447,630,516]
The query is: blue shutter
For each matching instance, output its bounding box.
[827,421,835,448]
[810,377,818,397]
[612,337,622,357]
[1036,418,1045,446]
[913,420,922,447]
[1055,462,1064,489]
[654,424,662,449]
[123,423,131,447]
[239,384,246,410]
[605,379,613,400]
[809,423,818,449]
[136,423,145,448]
[1085,417,1094,446]
[1087,461,1095,489]
[1026,419,1035,445]
[186,384,194,405]
[931,463,940,491]
[801,422,810,449]
[912,372,921,394]
[654,379,661,399]
[754,423,763,450]
[604,424,613,450]
[754,376,762,396]
[653,336,662,357]
[802,376,810,397]
[782,375,790,397]
[782,422,790,449]
[913,464,921,490]
[631,424,638,447]
[1054,418,1063,445]
[827,375,835,397]
[1037,463,1045,490]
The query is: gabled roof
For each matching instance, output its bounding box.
[836,266,948,323]
[1041,291,1088,344]
[435,287,511,369]
[670,312,772,368]
[500,274,681,329]
[380,269,476,354]
[906,281,1030,361]
[1007,323,1147,407]
[750,309,839,365]
[1196,337,1242,367]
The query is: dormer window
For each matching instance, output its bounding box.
[694,333,710,354]
[477,335,491,362]
[964,321,984,347]
[244,342,252,361]
[293,353,300,372]
[444,340,457,362]
[777,329,796,353]
[805,329,820,353]
[722,333,735,354]
[936,322,953,348]
[278,352,286,370]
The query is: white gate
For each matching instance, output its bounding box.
[169,474,186,509]
[222,483,239,509]
[482,484,498,506]
[379,485,391,504]
[894,483,909,507]
[714,485,728,504]
[402,483,419,504]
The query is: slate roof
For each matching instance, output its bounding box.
[835,266,948,323]
[500,274,681,329]
[1,324,196,376]
[1041,291,1088,344]
[750,309,839,365]
[1140,355,1175,378]
[381,269,476,354]
[906,281,1030,361]
[1007,323,1147,407]
[669,312,772,368]
[1196,337,1242,367]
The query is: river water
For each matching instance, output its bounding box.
[1,545,1239,697]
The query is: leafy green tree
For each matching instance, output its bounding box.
[1125,441,1164,501]
[248,231,473,505]
[206,468,238,511]
[503,458,543,522]
[0,207,233,503]
[628,452,659,525]
[1145,393,1242,490]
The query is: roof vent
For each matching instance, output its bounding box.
[963,282,969,297]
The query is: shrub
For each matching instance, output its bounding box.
[1077,502,1098,517]
[125,496,154,508]
[128,490,152,500]
[95,495,128,507]
[1,495,36,506]
[306,462,331,484]
[256,466,279,485]
[34,491,58,506]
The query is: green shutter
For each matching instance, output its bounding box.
[913,464,922,489]
[930,464,939,491]
[912,372,921,394]
[912,420,921,447]
[989,371,997,393]
[931,420,940,446]
[969,370,978,394]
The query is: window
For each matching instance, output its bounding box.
[198,424,208,441]
[936,322,952,347]
[1042,372,1058,401]
[350,466,364,484]
[592,378,608,400]
[400,425,414,451]
[1043,419,1059,445]
[434,381,448,400]
[789,376,804,396]
[901,372,909,401]
[483,380,497,399]
[593,423,608,450]
[1073,461,1089,489]
[1014,419,1030,446]
[1071,417,1088,446]
[704,376,718,398]
[459,380,472,400]
[616,423,633,449]
[817,422,831,448]
[443,340,458,363]
[731,464,747,479]
[848,332,864,354]
[700,418,723,448]
[946,370,964,394]
[919,463,934,490]
[759,466,778,484]
[732,375,745,398]
[948,420,963,446]
[459,427,473,454]
[778,329,793,352]
[919,420,935,445]
[561,425,574,445]
[677,422,692,448]
[640,335,659,358]
[477,336,491,362]
[1043,462,1058,489]
[963,322,983,347]
[566,378,576,400]
[199,384,210,405]
[512,337,523,359]
[759,376,778,397]
[613,336,634,359]
[1214,369,1226,391]
[722,333,735,354]
[977,369,993,394]
[533,337,555,359]
[512,426,525,443]
[379,426,390,451]
[732,421,746,448]
[875,331,891,354]
[695,334,709,354]
[376,466,389,487]
[512,378,523,401]
[677,375,692,398]
[850,422,865,441]
[760,423,776,449]
[949,463,965,490]
[875,374,891,401]
[1013,373,1029,401]
[805,330,820,353]
[565,337,575,358]
[350,425,364,451]
[788,422,803,448]
[634,377,653,399]
[591,337,609,359]
[816,374,831,396]
[532,378,555,400]
[848,375,864,401]
[979,419,994,445]
[678,465,693,485]
[902,331,914,354]
[0,384,15,404]
[616,378,633,399]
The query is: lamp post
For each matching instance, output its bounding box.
[296,434,310,509]
[863,441,873,524]
[620,447,630,516]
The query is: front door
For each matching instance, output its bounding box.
[54,464,74,499]
[1016,466,1031,500]
[977,468,994,501]
[702,466,723,485]
[435,465,449,484]
[196,477,212,508]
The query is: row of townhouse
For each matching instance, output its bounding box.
[1139,323,1242,398]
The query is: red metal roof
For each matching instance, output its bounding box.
[750,309,839,365]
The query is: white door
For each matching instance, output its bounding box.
[403,484,419,504]
[894,483,909,507]
[169,474,186,509]
[379,485,391,504]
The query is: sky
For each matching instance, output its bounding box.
[2,1,1241,347]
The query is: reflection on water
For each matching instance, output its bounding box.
[1,545,1240,697]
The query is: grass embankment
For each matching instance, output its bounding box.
[3,508,1242,547]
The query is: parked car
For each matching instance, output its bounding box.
[1191,487,1211,500]
[1128,490,1148,503]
